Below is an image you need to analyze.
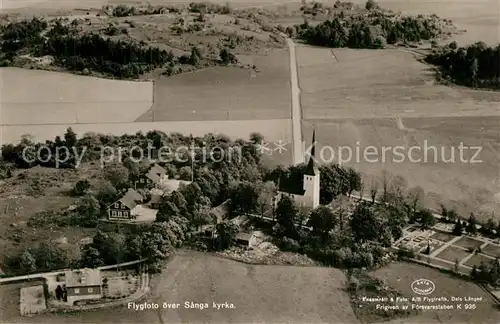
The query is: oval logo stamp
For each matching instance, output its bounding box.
[411,279,435,295]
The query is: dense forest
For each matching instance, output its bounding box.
[425,41,500,90]
[294,2,454,49]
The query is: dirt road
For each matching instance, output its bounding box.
[287,38,304,165]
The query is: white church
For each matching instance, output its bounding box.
[274,130,320,209]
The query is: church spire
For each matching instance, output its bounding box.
[304,129,318,175]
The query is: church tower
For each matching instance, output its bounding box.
[303,129,320,208]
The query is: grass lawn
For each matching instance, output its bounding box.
[453,236,485,251]
[435,245,471,263]
[464,253,496,268]
[430,231,456,243]
[481,243,500,259]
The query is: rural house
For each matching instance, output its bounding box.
[134,164,168,189]
[149,194,163,209]
[275,130,320,209]
[108,188,143,220]
[64,269,102,305]
[235,231,258,248]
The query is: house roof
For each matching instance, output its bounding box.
[236,232,253,242]
[115,188,142,209]
[145,164,167,182]
[304,129,318,176]
[65,269,101,287]
[212,199,231,223]
[278,177,306,196]
[160,179,191,193]
[150,194,162,205]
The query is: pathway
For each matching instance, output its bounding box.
[287,38,304,165]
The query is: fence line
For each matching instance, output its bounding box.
[0,259,147,284]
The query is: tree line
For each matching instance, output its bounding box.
[425,41,500,90]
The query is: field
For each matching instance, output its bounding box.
[137,51,291,122]
[298,45,500,219]
[372,262,500,324]
[435,245,470,263]
[1,250,359,323]
[0,68,153,125]
[454,236,485,250]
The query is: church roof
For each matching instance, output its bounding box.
[304,129,318,176]
[278,177,305,195]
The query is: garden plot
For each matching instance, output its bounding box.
[481,243,500,258]
[435,245,471,263]
[430,231,456,243]
[453,236,485,251]
[464,253,496,268]
[19,285,46,316]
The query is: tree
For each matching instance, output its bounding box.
[256,181,276,217]
[275,196,298,238]
[350,202,384,243]
[308,205,337,239]
[466,212,477,235]
[454,258,460,273]
[471,264,478,280]
[64,127,77,147]
[229,181,258,215]
[418,209,436,229]
[31,243,71,272]
[192,205,215,231]
[73,179,91,196]
[75,195,101,227]
[178,166,193,181]
[188,46,202,66]
[92,231,126,265]
[95,180,117,205]
[80,245,104,268]
[220,48,237,65]
[424,241,431,255]
[103,163,130,189]
[407,186,424,217]
[365,0,378,10]
[452,219,463,236]
[249,132,264,145]
[214,221,238,251]
[156,201,180,223]
[140,231,172,272]
[19,250,37,274]
[346,168,362,197]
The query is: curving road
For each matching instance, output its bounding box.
[287,38,305,165]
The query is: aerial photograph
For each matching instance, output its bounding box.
[0,0,499,323]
